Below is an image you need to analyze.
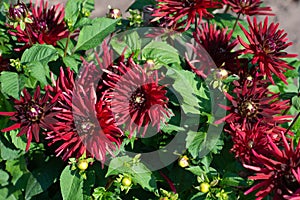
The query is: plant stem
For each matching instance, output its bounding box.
[232,13,241,31]
[64,33,72,57]
[25,27,33,46]
[285,112,300,135]
[224,5,230,13]
[195,15,198,30]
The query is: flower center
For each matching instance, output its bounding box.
[239,100,257,118]
[240,0,251,8]
[130,88,146,110]
[263,39,277,54]
[38,20,48,31]
[26,105,42,122]
[80,121,95,133]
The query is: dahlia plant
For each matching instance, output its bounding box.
[0,0,299,199]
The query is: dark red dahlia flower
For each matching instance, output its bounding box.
[188,23,242,76]
[46,66,123,163]
[215,78,292,127]
[238,17,297,84]
[152,0,222,31]
[244,132,300,199]
[223,0,274,16]
[0,86,58,151]
[95,42,170,137]
[228,122,271,164]
[105,61,171,137]
[8,0,69,51]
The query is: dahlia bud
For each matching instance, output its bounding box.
[8,1,29,22]
[213,68,229,81]
[178,155,189,168]
[145,59,155,69]
[107,8,122,19]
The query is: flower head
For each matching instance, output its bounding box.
[0,86,58,151]
[46,65,123,163]
[238,17,297,84]
[223,0,274,16]
[215,78,292,128]
[152,0,222,31]
[228,122,291,165]
[188,23,242,76]
[102,59,171,137]
[8,0,69,51]
[243,132,300,199]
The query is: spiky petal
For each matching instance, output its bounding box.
[238,17,297,84]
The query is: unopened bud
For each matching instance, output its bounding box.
[213,68,228,81]
[8,1,29,22]
[107,8,122,19]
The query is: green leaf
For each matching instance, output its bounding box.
[166,69,205,114]
[60,166,84,200]
[220,173,248,187]
[64,0,81,28]
[292,96,300,111]
[0,71,19,99]
[186,166,206,176]
[63,56,81,73]
[106,156,157,192]
[82,0,94,13]
[110,30,141,57]
[186,131,206,158]
[5,157,29,187]
[0,137,21,160]
[25,158,64,199]
[0,170,9,186]
[0,186,23,200]
[27,61,49,86]
[142,41,180,65]
[9,130,27,151]
[92,187,121,200]
[21,44,59,66]
[75,18,119,51]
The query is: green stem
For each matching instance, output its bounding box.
[224,5,230,14]
[64,33,72,57]
[232,13,241,32]
[285,112,300,135]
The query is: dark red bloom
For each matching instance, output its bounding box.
[215,78,292,128]
[152,0,222,31]
[244,132,300,199]
[238,17,297,84]
[228,122,271,164]
[8,0,69,51]
[223,0,274,16]
[0,86,58,151]
[46,66,123,163]
[188,23,242,76]
[102,59,171,137]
